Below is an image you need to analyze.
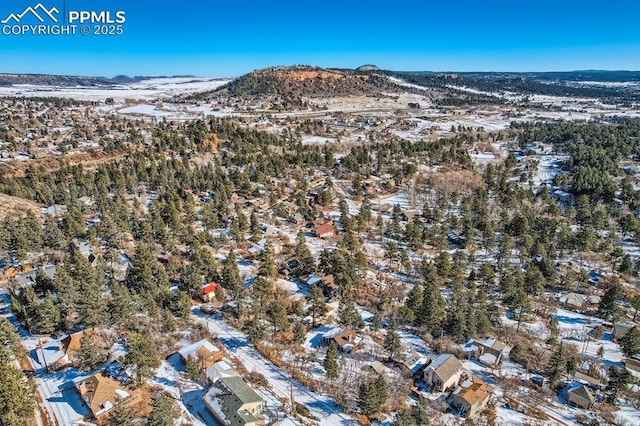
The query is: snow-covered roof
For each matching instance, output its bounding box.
[206,359,240,383]
[323,327,342,339]
[479,353,497,366]
[306,274,323,286]
[177,339,219,361]
[427,354,464,382]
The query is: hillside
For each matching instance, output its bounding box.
[0,74,162,87]
[0,73,118,87]
[188,65,408,107]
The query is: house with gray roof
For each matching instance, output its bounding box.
[203,376,265,426]
[565,382,596,409]
[424,353,465,392]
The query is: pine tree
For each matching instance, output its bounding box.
[249,211,262,242]
[293,321,306,344]
[357,382,377,416]
[606,366,632,404]
[34,293,60,334]
[410,401,431,426]
[308,285,326,328]
[415,263,445,332]
[337,298,364,330]
[148,393,177,426]
[598,277,624,320]
[383,328,402,360]
[258,242,277,279]
[445,278,469,341]
[474,288,492,335]
[403,284,423,319]
[125,243,156,294]
[124,331,160,386]
[246,319,266,345]
[107,398,136,425]
[109,282,134,326]
[252,276,273,317]
[0,317,22,361]
[373,374,388,409]
[180,263,202,294]
[185,355,200,381]
[621,327,640,357]
[54,265,79,324]
[0,360,35,426]
[545,344,566,384]
[295,230,315,275]
[393,409,416,426]
[357,376,387,416]
[324,342,339,379]
[43,216,66,250]
[222,250,243,296]
[75,333,106,372]
[266,300,289,336]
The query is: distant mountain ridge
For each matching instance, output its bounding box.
[356,64,381,72]
[0,73,197,87]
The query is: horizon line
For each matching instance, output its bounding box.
[2,66,640,80]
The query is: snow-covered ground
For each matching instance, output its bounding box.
[0,77,230,101]
[191,308,358,425]
[0,288,91,425]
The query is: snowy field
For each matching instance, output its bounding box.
[0,77,230,101]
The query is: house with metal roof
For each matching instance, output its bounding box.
[203,376,265,426]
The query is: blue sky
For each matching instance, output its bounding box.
[1,0,639,76]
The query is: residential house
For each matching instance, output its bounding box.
[289,213,306,225]
[42,204,68,216]
[313,218,337,239]
[76,372,147,425]
[203,376,265,426]
[59,329,91,366]
[559,292,587,310]
[624,356,640,373]
[198,282,218,303]
[361,361,386,376]
[323,326,362,353]
[613,322,637,340]
[391,350,429,377]
[301,274,323,287]
[78,196,94,207]
[574,371,605,389]
[302,273,338,298]
[206,359,241,385]
[450,376,494,418]
[0,266,20,281]
[424,354,465,392]
[177,339,223,369]
[471,338,507,367]
[566,382,596,409]
[320,274,339,299]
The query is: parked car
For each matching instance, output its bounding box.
[200,304,217,315]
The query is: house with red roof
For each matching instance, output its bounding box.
[199,282,217,302]
[314,219,337,239]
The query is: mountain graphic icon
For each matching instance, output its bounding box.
[1,3,59,24]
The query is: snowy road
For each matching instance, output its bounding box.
[192,309,357,425]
